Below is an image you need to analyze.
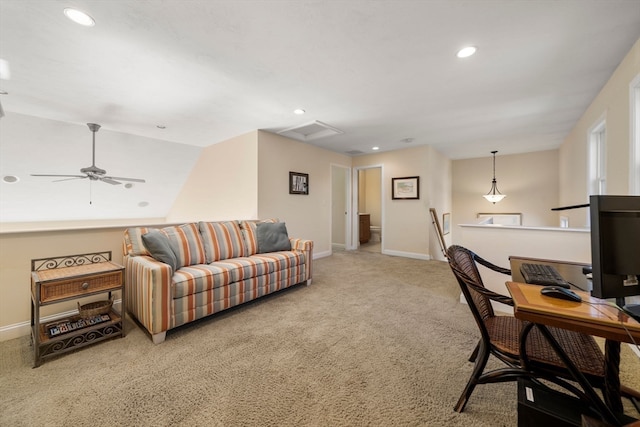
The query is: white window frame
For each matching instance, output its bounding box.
[588,118,607,196]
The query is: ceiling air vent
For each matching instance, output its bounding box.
[345,150,365,156]
[277,120,343,141]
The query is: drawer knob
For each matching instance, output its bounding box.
[81,282,90,290]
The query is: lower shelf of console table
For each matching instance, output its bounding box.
[34,310,124,364]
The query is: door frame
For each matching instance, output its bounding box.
[330,164,353,251]
[351,164,384,251]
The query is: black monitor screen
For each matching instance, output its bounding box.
[600,212,640,274]
[590,195,640,300]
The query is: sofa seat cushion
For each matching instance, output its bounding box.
[172,251,307,299]
[173,257,269,298]
[248,251,306,274]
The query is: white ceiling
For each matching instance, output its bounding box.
[0,1,639,222]
[2,0,640,157]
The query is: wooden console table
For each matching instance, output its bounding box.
[30,252,125,367]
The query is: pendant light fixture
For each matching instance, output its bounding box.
[483,150,506,204]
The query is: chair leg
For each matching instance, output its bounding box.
[455,341,490,413]
[468,341,480,362]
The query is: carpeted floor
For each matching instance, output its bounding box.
[1,250,638,426]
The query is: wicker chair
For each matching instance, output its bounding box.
[446,245,640,418]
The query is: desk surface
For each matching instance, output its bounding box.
[506,282,640,344]
[509,255,591,292]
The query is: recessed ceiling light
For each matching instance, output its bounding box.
[456,46,477,58]
[156,125,166,129]
[293,109,305,115]
[401,138,414,143]
[138,201,149,207]
[372,146,380,151]
[124,183,134,189]
[2,175,19,183]
[63,8,95,27]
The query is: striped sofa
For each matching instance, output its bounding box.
[123,220,313,343]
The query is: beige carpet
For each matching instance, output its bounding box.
[1,250,639,426]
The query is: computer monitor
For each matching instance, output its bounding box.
[589,195,640,303]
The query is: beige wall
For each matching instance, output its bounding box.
[353,145,450,259]
[256,131,352,257]
[167,131,259,222]
[452,150,560,232]
[559,37,640,227]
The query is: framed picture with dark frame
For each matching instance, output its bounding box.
[289,172,309,195]
[391,176,419,200]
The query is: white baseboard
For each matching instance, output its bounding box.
[0,299,122,342]
[381,249,430,260]
[314,249,332,259]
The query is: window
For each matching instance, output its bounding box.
[589,120,606,195]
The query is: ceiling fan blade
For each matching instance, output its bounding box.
[53,176,88,183]
[100,177,122,185]
[104,176,146,183]
[31,173,87,179]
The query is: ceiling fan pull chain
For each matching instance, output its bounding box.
[89,180,92,205]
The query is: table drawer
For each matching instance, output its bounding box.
[40,270,123,303]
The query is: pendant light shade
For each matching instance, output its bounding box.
[483,151,506,204]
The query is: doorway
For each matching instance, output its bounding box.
[355,166,382,253]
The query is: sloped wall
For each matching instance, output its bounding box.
[167,131,259,222]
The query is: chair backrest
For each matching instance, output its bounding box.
[446,245,496,322]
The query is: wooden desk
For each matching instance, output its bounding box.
[507,282,640,425]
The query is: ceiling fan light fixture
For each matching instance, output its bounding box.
[64,8,95,27]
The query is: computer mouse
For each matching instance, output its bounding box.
[540,286,582,302]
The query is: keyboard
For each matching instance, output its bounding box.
[520,263,570,288]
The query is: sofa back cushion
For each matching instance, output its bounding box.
[123,227,152,256]
[240,219,279,256]
[199,221,247,263]
[162,223,207,268]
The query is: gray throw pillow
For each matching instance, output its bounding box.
[256,222,291,253]
[141,229,178,272]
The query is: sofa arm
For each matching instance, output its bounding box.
[124,255,173,339]
[290,238,313,284]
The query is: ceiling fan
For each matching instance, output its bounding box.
[31,123,146,185]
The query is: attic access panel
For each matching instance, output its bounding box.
[277,120,344,141]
